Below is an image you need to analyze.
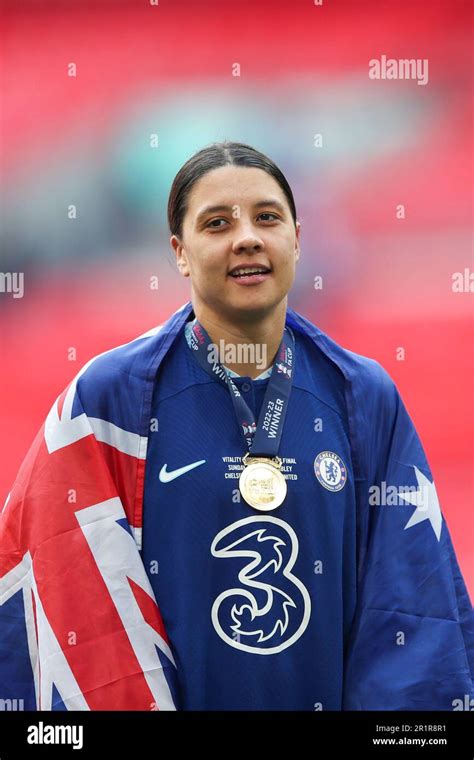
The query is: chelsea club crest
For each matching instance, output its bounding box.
[314,451,347,492]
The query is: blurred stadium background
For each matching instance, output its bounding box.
[1,0,472,594]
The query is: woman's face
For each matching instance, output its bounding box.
[171,165,301,321]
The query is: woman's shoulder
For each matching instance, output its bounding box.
[68,322,170,419]
[288,307,397,401]
[62,302,192,415]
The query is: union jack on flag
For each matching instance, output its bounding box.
[2,301,473,711]
[0,314,185,710]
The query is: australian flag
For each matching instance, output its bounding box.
[1,301,473,710]
[0,325,179,710]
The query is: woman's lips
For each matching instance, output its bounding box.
[228,272,271,285]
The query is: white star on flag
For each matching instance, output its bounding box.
[398,465,442,541]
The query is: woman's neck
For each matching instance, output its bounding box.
[191,300,287,379]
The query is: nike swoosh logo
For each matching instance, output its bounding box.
[159,460,206,483]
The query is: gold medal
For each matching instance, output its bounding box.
[239,453,287,511]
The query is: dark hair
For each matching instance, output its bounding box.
[167,141,298,239]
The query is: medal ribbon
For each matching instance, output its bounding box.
[188,318,295,457]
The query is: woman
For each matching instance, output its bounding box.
[1,142,472,711]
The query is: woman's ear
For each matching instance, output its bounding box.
[295,220,301,262]
[170,235,191,278]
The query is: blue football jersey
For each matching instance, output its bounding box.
[142,313,357,710]
[2,300,472,711]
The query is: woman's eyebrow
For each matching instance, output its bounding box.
[195,198,286,225]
